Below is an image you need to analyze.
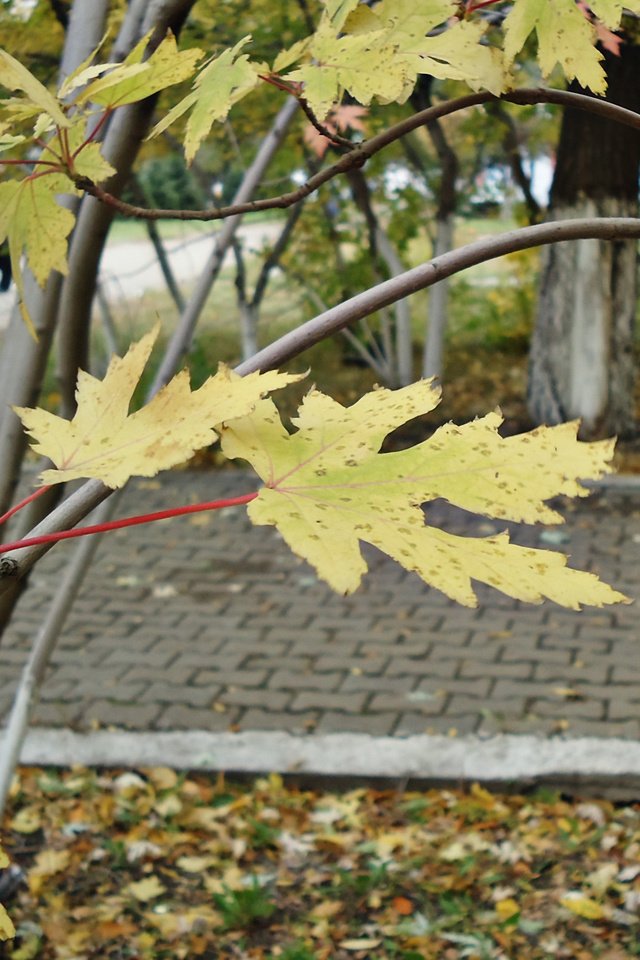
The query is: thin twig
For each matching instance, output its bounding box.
[295,95,356,151]
[67,89,640,222]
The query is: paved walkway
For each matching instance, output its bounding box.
[1,470,639,741]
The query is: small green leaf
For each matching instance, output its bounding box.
[0,132,24,153]
[149,37,259,163]
[0,96,44,125]
[72,142,116,183]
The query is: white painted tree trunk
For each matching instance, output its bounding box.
[422,215,454,379]
[528,198,637,437]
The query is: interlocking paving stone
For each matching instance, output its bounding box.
[1,471,639,740]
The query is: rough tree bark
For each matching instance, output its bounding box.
[528,41,640,439]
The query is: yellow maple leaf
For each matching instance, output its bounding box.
[9,805,42,834]
[30,849,71,878]
[325,0,362,32]
[590,0,640,26]
[29,858,69,895]
[496,897,520,919]
[282,0,502,118]
[71,142,116,184]
[0,905,14,942]
[220,382,628,608]
[0,172,78,334]
[15,326,300,488]
[288,23,417,118]
[176,855,213,873]
[502,0,640,91]
[413,21,504,94]
[127,876,166,902]
[0,48,67,127]
[502,0,607,93]
[340,939,382,950]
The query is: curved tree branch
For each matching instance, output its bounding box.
[72,88,640,222]
[235,217,640,374]
[4,215,640,597]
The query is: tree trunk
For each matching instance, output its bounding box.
[528,42,640,438]
[346,169,412,386]
[423,214,454,379]
[150,96,299,392]
[57,0,196,417]
[0,0,110,516]
[410,76,459,382]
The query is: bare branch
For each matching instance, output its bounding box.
[71,88,640,222]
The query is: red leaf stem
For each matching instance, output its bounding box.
[466,0,502,11]
[0,491,259,555]
[0,484,51,527]
[74,109,112,156]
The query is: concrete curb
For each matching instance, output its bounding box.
[10,728,640,799]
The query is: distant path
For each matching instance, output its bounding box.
[97,220,280,303]
[0,220,281,327]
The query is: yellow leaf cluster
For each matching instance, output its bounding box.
[72,32,202,109]
[275,0,503,119]
[220,382,628,609]
[15,327,300,488]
